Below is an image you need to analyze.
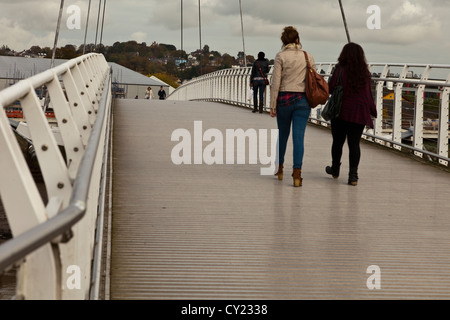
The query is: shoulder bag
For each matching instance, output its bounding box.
[321,67,343,121]
[303,51,329,108]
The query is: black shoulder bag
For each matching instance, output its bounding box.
[321,67,343,121]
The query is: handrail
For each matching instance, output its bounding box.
[0,69,111,273]
[0,53,112,299]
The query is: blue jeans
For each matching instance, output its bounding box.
[276,95,311,169]
[253,80,266,109]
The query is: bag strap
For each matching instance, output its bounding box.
[256,61,267,80]
[336,65,343,85]
[303,51,311,69]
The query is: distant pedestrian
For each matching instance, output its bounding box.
[158,86,167,100]
[270,26,316,187]
[145,87,154,100]
[250,51,270,113]
[325,42,377,186]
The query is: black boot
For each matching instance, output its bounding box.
[252,97,258,113]
[348,167,358,186]
[259,101,264,113]
[325,162,341,179]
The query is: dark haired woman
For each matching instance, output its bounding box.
[250,51,270,113]
[270,26,316,187]
[325,42,377,186]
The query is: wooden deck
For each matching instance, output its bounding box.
[110,98,450,300]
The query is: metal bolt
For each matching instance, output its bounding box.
[62,119,68,124]
[83,126,88,130]
[41,145,48,151]
[74,102,78,107]
[74,147,79,152]
[57,183,64,189]
[88,111,92,115]
[81,91,85,95]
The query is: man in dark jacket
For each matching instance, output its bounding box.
[158,86,167,100]
[250,52,270,113]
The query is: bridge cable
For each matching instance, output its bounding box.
[94,0,102,50]
[45,0,65,110]
[99,0,107,50]
[83,0,92,54]
[338,0,351,43]
[239,0,247,67]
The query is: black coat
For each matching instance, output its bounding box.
[158,89,166,100]
[250,59,270,82]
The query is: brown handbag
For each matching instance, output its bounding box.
[303,51,329,108]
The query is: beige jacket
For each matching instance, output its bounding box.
[270,44,316,111]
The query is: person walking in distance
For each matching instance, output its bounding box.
[158,86,167,100]
[145,87,154,100]
[270,26,316,187]
[325,42,377,186]
[250,51,270,113]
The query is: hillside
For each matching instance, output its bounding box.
[0,41,262,88]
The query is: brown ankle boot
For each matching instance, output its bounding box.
[292,168,302,187]
[274,164,284,180]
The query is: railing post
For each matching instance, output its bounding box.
[62,68,92,146]
[438,74,450,165]
[46,71,85,180]
[413,66,431,156]
[0,103,60,300]
[20,83,72,211]
[392,65,409,149]
[374,65,389,138]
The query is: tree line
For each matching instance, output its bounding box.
[0,41,268,88]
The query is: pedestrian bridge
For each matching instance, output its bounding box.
[1,54,450,300]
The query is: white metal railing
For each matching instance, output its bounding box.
[168,63,450,166]
[0,53,112,299]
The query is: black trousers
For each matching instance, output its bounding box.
[330,118,365,169]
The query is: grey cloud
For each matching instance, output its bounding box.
[0,0,448,64]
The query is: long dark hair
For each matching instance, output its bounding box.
[337,42,370,93]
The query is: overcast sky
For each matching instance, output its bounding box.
[1,0,449,67]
